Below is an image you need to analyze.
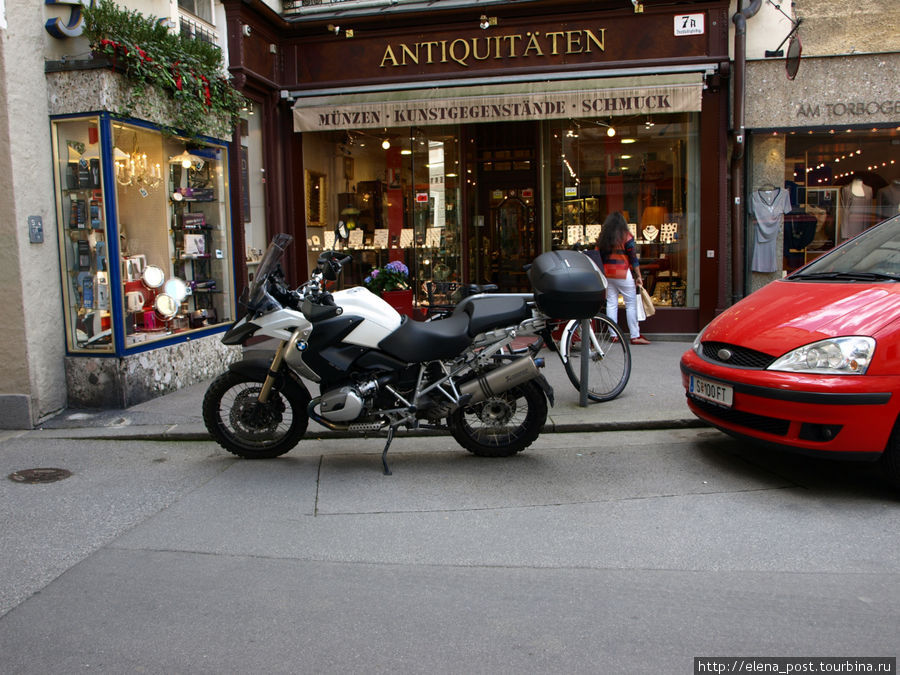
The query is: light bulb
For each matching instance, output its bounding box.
[607,126,616,137]
[382,139,390,150]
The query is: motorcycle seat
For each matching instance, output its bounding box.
[455,296,532,338]
[378,312,473,363]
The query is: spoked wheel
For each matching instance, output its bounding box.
[448,379,547,457]
[202,370,310,459]
[562,314,631,402]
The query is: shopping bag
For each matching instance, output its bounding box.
[639,285,656,318]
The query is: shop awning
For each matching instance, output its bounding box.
[292,73,704,132]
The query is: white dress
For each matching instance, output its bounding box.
[750,188,792,273]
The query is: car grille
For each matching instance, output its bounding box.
[701,341,777,369]
[690,398,790,436]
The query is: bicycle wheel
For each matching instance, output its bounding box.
[561,314,631,402]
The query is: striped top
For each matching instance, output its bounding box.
[600,233,639,279]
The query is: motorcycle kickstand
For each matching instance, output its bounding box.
[381,425,396,476]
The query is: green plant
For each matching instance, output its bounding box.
[83,0,245,139]
[364,260,410,294]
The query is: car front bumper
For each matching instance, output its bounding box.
[680,350,897,457]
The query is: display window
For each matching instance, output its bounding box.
[239,105,268,283]
[301,113,699,310]
[748,126,900,279]
[303,125,461,311]
[53,117,113,352]
[52,116,235,354]
[548,113,700,308]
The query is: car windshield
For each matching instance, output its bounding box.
[790,214,900,281]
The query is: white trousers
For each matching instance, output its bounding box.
[605,273,641,338]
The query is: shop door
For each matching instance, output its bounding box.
[472,122,540,292]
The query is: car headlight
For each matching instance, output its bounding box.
[768,336,876,375]
[692,324,708,355]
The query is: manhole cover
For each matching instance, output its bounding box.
[8,468,73,484]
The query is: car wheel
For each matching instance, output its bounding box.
[880,421,900,490]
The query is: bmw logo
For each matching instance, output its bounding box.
[717,348,733,361]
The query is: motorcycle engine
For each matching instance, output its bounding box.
[319,378,379,422]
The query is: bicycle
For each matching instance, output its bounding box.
[423,284,631,403]
[552,313,631,402]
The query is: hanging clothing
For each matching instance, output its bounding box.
[840,179,874,240]
[750,187,792,273]
[877,182,900,219]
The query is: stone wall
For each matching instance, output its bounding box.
[65,333,241,409]
[745,53,900,130]
[46,65,232,141]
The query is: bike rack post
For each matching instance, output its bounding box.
[579,318,590,407]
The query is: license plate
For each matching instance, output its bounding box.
[689,375,733,407]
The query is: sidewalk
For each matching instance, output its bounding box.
[34,336,700,440]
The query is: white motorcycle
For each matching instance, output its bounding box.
[203,227,605,473]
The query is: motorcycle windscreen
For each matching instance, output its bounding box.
[247,233,293,307]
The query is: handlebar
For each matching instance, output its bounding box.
[295,250,353,320]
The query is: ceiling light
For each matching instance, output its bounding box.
[168,150,197,168]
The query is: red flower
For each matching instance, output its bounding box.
[199,74,211,107]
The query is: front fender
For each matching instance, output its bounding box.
[557,319,577,364]
[228,358,312,399]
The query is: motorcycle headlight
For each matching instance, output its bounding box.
[768,336,876,375]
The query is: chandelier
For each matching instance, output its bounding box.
[114,136,162,190]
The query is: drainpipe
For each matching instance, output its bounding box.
[731,0,762,303]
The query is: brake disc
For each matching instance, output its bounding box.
[230,387,285,438]
[475,396,517,427]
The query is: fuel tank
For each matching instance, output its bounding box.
[332,286,404,349]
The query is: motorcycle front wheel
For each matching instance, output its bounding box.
[202,370,310,459]
[448,379,547,457]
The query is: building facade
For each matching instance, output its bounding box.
[0,0,250,428]
[225,0,735,336]
[2,0,898,428]
[742,0,900,294]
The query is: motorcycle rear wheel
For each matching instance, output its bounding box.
[448,379,547,457]
[202,370,310,459]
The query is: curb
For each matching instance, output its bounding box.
[27,418,707,442]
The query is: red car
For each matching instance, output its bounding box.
[681,213,900,487]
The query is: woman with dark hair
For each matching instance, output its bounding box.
[596,212,650,345]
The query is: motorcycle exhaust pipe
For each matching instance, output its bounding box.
[459,357,539,405]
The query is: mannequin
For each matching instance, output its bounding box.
[840,177,874,239]
[750,185,792,273]
[877,180,900,219]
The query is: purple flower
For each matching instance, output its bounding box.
[385,260,409,276]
